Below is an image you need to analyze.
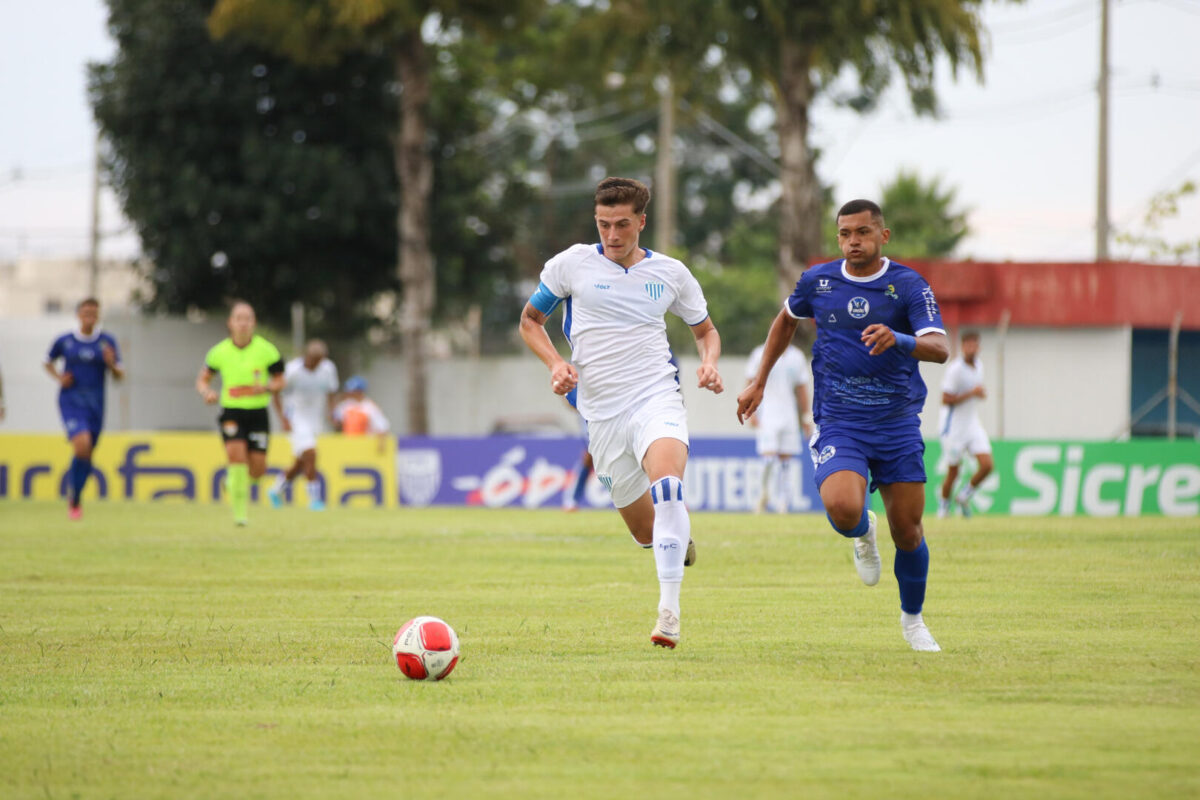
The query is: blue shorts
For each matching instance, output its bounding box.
[60,398,103,444]
[809,421,926,494]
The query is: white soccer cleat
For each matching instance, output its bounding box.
[957,495,973,519]
[853,510,882,586]
[901,613,942,652]
[650,608,680,649]
[936,500,949,519]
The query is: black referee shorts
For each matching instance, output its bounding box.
[218,407,270,452]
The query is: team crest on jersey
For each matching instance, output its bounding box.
[818,445,836,464]
[847,297,870,319]
[644,282,665,301]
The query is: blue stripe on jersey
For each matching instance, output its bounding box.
[529,281,563,315]
[563,296,573,345]
[942,406,954,436]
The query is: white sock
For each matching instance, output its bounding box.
[902,611,924,629]
[307,479,323,503]
[759,458,776,505]
[273,474,289,492]
[650,476,688,616]
[938,496,951,509]
[957,484,976,502]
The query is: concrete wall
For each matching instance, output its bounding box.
[2,315,1132,441]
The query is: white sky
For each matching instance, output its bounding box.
[1,0,1197,264]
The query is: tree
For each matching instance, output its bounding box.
[1114,181,1200,264]
[89,0,398,339]
[713,0,991,292]
[209,0,538,434]
[877,170,969,259]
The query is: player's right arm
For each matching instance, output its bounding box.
[44,336,74,388]
[196,345,220,405]
[519,302,577,396]
[737,310,800,424]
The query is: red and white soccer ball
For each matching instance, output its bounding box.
[392,616,460,681]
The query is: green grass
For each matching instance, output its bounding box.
[1,503,1198,799]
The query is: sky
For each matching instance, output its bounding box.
[1,0,1198,265]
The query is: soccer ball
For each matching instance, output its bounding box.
[392,616,460,681]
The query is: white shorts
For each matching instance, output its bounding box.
[755,423,802,457]
[587,390,690,508]
[288,415,322,456]
[941,422,992,467]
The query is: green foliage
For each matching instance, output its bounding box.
[89,0,398,339]
[3,503,1198,798]
[879,170,970,259]
[1114,181,1200,264]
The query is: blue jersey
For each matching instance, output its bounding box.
[47,330,121,419]
[785,258,943,427]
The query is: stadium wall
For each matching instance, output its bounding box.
[0,317,1142,440]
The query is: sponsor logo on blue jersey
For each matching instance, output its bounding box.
[817,278,833,295]
[645,282,665,301]
[848,297,870,319]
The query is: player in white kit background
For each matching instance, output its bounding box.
[270,339,339,511]
[938,331,993,518]
[744,342,814,513]
[519,177,724,649]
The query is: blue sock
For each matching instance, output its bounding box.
[827,504,869,538]
[70,457,91,506]
[570,459,589,504]
[894,539,930,614]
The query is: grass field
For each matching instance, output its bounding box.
[1,502,1198,799]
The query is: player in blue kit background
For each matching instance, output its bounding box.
[44,298,125,519]
[737,199,949,652]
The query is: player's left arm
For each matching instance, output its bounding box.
[690,317,723,394]
[266,359,286,394]
[861,277,949,362]
[101,335,125,380]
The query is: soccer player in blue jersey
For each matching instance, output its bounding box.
[737,199,949,652]
[44,298,125,519]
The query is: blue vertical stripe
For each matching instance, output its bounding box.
[651,484,659,504]
[562,296,573,345]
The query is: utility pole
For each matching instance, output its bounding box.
[89,131,102,297]
[654,74,677,255]
[1095,0,1111,261]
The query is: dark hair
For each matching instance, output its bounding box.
[961,330,981,343]
[595,177,651,215]
[836,199,884,225]
[77,297,99,310]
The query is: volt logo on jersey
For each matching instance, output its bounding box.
[645,282,665,301]
[848,297,870,319]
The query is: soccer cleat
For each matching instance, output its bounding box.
[957,495,973,518]
[234,517,248,527]
[650,608,680,649]
[936,499,950,519]
[754,493,768,514]
[268,486,284,509]
[902,613,942,652]
[309,500,326,512]
[853,511,882,586]
[68,506,82,521]
[684,538,697,567]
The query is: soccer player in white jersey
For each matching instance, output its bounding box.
[744,342,814,513]
[519,177,724,649]
[269,339,339,511]
[938,331,993,518]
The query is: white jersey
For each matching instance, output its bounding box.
[744,344,809,431]
[940,356,984,437]
[283,357,339,424]
[538,244,709,421]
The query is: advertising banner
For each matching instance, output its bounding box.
[0,433,397,508]
[927,439,1200,517]
[396,436,820,512]
[3,434,1196,516]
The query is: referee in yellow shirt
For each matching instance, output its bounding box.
[195,301,285,525]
